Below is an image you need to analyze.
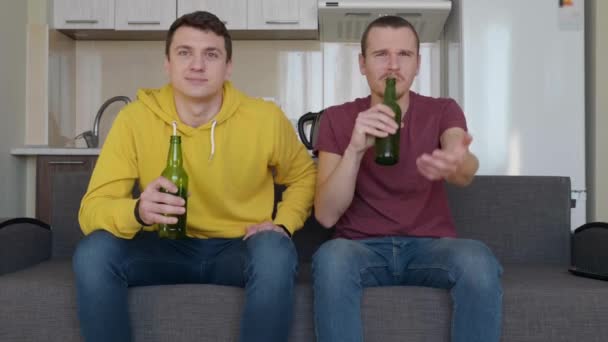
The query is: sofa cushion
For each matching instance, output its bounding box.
[501,264,608,341]
[0,259,313,342]
[0,259,80,342]
[2,260,607,342]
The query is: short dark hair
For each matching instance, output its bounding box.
[360,16,420,56]
[165,11,232,62]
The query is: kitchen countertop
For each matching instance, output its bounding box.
[11,146,101,156]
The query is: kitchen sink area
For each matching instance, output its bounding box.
[10,146,100,224]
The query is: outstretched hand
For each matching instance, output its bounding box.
[416,133,473,181]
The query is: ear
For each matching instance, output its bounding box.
[358,53,366,76]
[415,54,421,75]
[164,56,170,76]
[225,59,233,80]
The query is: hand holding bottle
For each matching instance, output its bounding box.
[138,176,186,225]
[347,103,400,155]
[157,121,189,239]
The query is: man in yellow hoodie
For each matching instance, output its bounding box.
[72,11,316,342]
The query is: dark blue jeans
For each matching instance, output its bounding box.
[312,237,503,342]
[72,230,297,342]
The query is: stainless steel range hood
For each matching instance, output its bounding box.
[318,0,452,43]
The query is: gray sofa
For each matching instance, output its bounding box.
[1,174,607,341]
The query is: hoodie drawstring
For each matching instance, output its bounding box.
[209,119,217,161]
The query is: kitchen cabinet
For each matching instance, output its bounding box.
[178,0,247,30]
[248,0,317,30]
[52,0,115,29]
[36,155,97,225]
[51,0,318,39]
[115,0,177,31]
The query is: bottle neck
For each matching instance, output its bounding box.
[166,136,183,167]
[384,78,397,103]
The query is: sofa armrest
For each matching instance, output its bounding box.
[0,217,52,276]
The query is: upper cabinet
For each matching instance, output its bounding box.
[178,0,247,30]
[115,0,176,31]
[53,0,115,29]
[248,0,317,30]
[51,0,317,39]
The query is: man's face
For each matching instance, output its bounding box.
[359,26,420,100]
[164,26,232,101]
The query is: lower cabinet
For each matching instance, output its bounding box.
[36,155,98,225]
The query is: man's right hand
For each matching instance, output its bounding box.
[347,103,400,155]
[137,176,186,225]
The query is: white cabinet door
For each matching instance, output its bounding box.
[177,0,247,30]
[53,0,114,29]
[248,0,317,30]
[115,0,176,30]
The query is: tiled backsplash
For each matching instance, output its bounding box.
[48,38,327,146]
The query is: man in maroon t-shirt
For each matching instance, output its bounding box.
[312,16,503,342]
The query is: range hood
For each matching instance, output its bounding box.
[318,0,452,43]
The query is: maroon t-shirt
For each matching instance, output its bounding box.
[315,92,468,239]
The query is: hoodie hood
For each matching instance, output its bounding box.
[136,81,242,137]
[136,81,243,160]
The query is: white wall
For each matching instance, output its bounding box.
[0,0,28,217]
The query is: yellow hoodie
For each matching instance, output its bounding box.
[79,82,316,239]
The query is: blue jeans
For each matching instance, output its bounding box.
[312,237,503,342]
[72,230,297,342]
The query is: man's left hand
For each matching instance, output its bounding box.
[243,221,289,240]
[416,133,473,181]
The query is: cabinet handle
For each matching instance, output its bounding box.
[265,20,300,25]
[127,20,162,25]
[395,13,422,18]
[65,19,99,24]
[344,12,419,18]
[48,161,86,165]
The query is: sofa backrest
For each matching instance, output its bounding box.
[49,173,572,266]
[446,175,571,266]
[292,176,572,266]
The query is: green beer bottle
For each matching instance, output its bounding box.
[158,122,188,239]
[375,77,402,165]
